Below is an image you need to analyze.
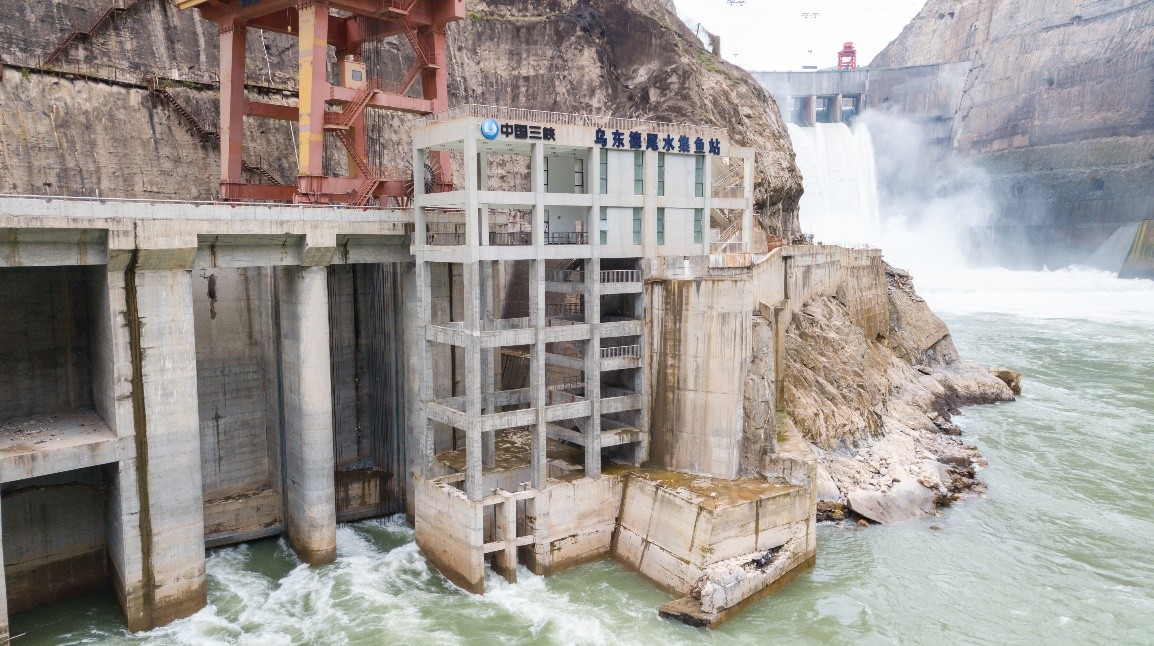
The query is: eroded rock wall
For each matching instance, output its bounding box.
[873,0,1154,263]
[781,264,1014,523]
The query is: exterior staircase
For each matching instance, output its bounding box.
[45,0,142,66]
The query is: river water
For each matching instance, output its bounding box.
[11,266,1154,645]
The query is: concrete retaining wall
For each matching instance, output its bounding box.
[647,277,752,479]
[611,472,812,600]
[526,475,623,574]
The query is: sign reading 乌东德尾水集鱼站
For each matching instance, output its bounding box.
[594,127,722,155]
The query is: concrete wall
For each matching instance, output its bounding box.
[647,277,751,479]
[646,246,887,480]
[328,263,410,521]
[193,268,282,545]
[525,475,623,574]
[0,266,95,422]
[782,246,888,339]
[1,467,109,613]
[413,476,485,593]
[611,473,812,597]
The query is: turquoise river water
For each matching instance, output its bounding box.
[10,267,1154,645]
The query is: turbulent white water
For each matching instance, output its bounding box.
[787,122,881,246]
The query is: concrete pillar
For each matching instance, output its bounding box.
[92,269,148,630]
[463,262,483,502]
[529,259,547,489]
[129,269,207,627]
[643,150,658,256]
[277,265,337,565]
[413,260,436,478]
[831,94,843,124]
[584,258,602,477]
[532,142,545,247]
[805,95,817,128]
[479,261,496,470]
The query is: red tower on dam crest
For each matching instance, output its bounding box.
[837,41,857,70]
[177,0,465,206]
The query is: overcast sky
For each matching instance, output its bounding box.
[674,0,927,71]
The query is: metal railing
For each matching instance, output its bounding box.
[601,386,639,398]
[546,269,584,283]
[601,345,640,359]
[422,104,728,140]
[546,302,584,320]
[600,269,641,283]
[427,232,466,245]
[490,231,533,246]
[544,232,588,245]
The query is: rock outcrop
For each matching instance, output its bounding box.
[0,0,803,241]
[872,0,1154,265]
[782,265,1013,523]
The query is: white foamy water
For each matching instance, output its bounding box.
[914,266,1154,324]
[787,122,881,246]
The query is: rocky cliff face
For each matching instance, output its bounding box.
[0,0,802,240]
[782,265,1014,523]
[872,0,1154,264]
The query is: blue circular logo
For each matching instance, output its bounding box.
[480,118,500,140]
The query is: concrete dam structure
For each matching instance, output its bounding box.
[0,103,895,635]
[751,62,971,145]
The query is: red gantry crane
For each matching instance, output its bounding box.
[177,0,465,206]
[837,41,857,70]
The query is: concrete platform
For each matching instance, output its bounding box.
[0,410,126,482]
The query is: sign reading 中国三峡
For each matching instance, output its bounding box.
[479,120,557,141]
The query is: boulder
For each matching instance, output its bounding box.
[991,368,1022,395]
[846,479,937,523]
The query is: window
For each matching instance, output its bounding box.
[634,151,644,195]
[694,155,705,197]
[694,208,703,244]
[575,158,585,193]
[657,153,666,196]
[599,149,608,194]
[543,156,549,192]
[600,207,608,245]
[657,208,665,245]
[632,207,642,245]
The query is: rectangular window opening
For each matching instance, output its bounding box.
[632,207,642,245]
[599,149,608,194]
[657,208,665,246]
[694,208,703,244]
[657,153,666,197]
[694,155,705,198]
[633,151,644,195]
[600,207,608,245]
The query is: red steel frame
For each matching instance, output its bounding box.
[181,0,464,205]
